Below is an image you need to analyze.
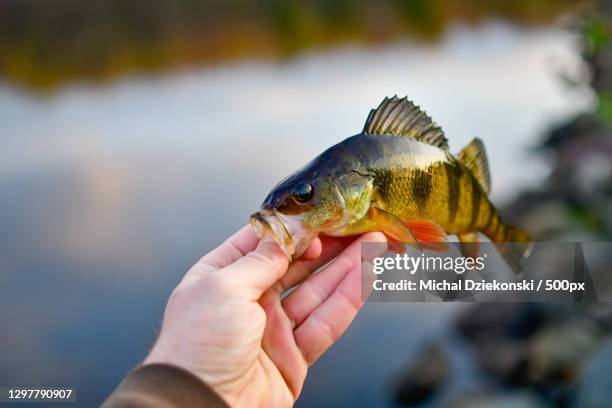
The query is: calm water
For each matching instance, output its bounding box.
[0,22,591,407]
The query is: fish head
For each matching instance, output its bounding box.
[251,155,373,258]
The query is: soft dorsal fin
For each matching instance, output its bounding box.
[363,95,449,150]
[458,138,491,195]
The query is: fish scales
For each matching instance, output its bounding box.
[351,135,491,236]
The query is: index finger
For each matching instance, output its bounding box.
[273,235,357,294]
[192,225,322,276]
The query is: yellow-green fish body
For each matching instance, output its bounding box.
[251,96,531,272]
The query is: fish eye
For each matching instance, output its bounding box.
[293,182,313,204]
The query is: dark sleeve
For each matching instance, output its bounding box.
[101,363,229,408]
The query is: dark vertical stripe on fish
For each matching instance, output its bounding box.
[484,204,495,231]
[469,177,481,230]
[375,169,393,203]
[489,211,501,241]
[494,219,504,242]
[445,163,461,224]
[412,169,432,211]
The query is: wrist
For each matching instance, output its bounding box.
[143,340,237,406]
[143,339,190,376]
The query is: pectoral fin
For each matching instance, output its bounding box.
[387,238,408,254]
[369,204,449,252]
[457,232,480,259]
[368,205,420,250]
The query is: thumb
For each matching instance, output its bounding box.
[222,236,290,299]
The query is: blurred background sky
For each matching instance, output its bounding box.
[0,1,605,407]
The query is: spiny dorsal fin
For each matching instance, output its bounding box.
[363,95,449,150]
[458,137,491,195]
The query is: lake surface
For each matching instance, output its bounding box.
[0,21,592,407]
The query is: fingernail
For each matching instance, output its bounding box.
[256,236,290,264]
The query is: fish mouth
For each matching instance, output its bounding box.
[250,210,312,258]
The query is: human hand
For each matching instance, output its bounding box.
[143,225,386,407]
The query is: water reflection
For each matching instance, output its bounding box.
[0,22,590,407]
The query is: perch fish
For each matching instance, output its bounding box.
[251,96,531,272]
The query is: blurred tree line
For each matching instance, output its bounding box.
[0,0,581,91]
